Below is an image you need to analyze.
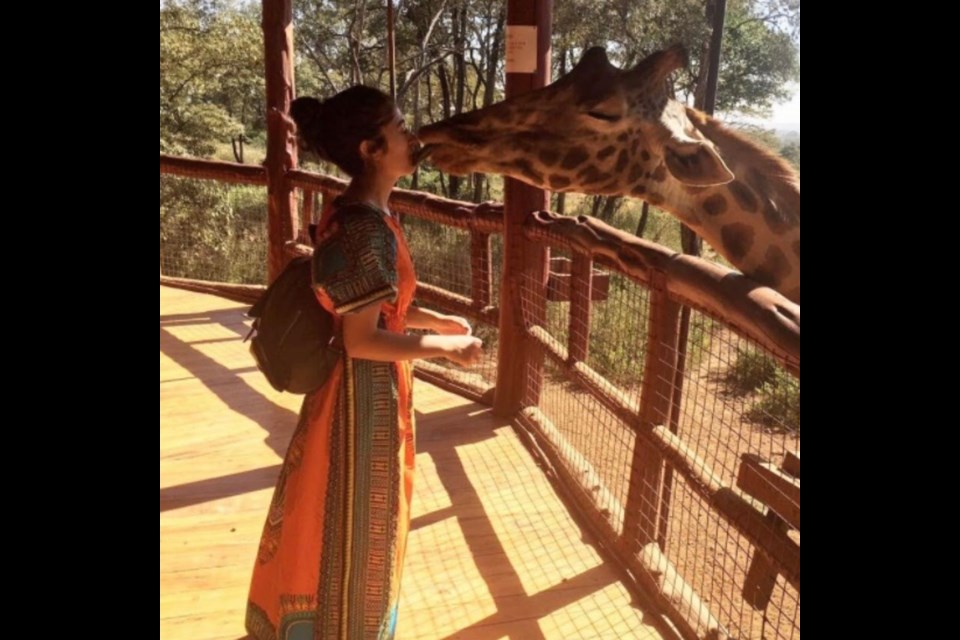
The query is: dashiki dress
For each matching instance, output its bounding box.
[246,200,417,640]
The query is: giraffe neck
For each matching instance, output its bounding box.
[643,114,801,303]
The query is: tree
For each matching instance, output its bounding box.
[160,0,264,159]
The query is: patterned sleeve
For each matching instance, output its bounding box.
[311,206,398,315]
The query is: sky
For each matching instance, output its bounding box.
[727,82,800,133]
[768,83,800,129]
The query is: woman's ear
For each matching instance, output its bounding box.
[359,138,384,164]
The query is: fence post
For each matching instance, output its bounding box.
[493,0,553,416]
[622,280,681,551]
[263,0,298,282]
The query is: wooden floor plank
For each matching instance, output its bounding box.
[160,285,664,640]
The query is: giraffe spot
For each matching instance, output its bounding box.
[597,146,616,161]
[792,240,801,259]
[515,159,544,185]
[561,147,590,170]
[617,133,629,142]
[721,223,755,262]
[648,193,665,206]
[763,200,798,235]
[753,247,793,287]
[631,139,640,154]
[578,166,609,184]
[538,149,560,167]
[702,194,728,217]
[629,164,644,183]
[549,174,571,189]
[748,170,770,194]
[631,185,647,196]
[729,181,759,213]
[641,150,651,162]
[651,165,667,182]
[615,150,629,173]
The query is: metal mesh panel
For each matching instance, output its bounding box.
[519,243,800,639]
[403,215,501,389]
[536,358,636,533]
[666,475,800,639]
[403,216,472,297]
[159,175,268,284]
[518,256,658,533]
[645,303,800,640]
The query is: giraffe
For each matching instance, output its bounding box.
[417,46,801,304]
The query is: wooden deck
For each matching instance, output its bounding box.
[160,285,665,640]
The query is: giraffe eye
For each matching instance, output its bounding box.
[586,111,620,123]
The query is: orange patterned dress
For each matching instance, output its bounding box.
[246,200,417,640]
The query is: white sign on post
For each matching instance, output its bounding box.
[506,25,537,74]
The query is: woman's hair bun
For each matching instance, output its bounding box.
[289,96,329,160]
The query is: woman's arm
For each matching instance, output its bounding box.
[343,303,482,366]
[406,305,472,335]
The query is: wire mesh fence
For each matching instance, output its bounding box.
[402,214,501,391]
[160,175,269,284]
[652,302,800,640]
[516,241,799,640]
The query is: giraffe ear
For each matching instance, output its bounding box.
[663,140,734,187]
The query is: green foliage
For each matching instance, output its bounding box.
[744,368,800,433]
[160,0,264,158]
[728,348,800,432]
[160,176,267,284]
[551,0,799,118]
[779,141,800,170]
[728,348,778,393]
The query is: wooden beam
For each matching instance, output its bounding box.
[623,284,681,549]
[649,427,800,592]
[495,0,553,417]
[160,154,267,185]
[737,454,801,531]
[262,0,298,281]
[783,450,801,478]
[524,211,800,376]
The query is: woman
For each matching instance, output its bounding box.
[246,85,483,640]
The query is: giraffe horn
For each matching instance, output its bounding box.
[629,45,688,86]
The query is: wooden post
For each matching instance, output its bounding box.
[300,189,316,244]
[622,281,681,551]
[568,253,593,363]
[262,0,298,282]
[494,0,553,416]
[471,232,492,309]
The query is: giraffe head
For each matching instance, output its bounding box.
[418,46,735,195]
[419,46,801,304]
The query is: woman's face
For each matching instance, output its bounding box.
[374,108,421,178]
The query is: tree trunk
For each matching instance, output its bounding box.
[448,6,468,200]
[231,136,244,163]
[635,201,650,237]
[437,64,455,198]
[484,9,505,107]
[600,196,621,223]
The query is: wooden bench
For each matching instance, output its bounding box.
[737,450,800,609]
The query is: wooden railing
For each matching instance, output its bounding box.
[160,154,801,640]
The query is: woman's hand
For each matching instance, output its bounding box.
[444,335,483,367]
[433,314,472,336]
